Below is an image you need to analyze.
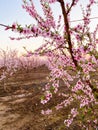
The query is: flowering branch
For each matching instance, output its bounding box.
[0,0,98,129]
[58,0,78,67]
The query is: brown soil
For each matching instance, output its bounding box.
[0,65,97,130]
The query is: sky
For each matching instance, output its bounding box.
[0,0,98,55]
[0,0,44,55]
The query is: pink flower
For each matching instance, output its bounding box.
[84,17,90,25]
[12,23,16,30]
[41,99,47,104]
[48,0,57,3]
[71,108,78,118]
[93,119,97,124]
[72,80,84,92]
[9,37,15,40]
[89,0,95,4]
[64,118,73,127]
[41,91,52,104]
[31,26,38,33]
[41,109,52,115]
[55,105,63,110]
[5,26,10,30]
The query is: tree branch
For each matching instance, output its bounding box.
[67,0,76,14]
[58,0,78,67]
[0,24,10,28]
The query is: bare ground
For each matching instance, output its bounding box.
[0,65,97,130]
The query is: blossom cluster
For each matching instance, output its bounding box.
[3,0,98,129]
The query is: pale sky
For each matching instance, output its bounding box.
[0,0,45,55]
[0,0,98,55]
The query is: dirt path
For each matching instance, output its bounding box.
[0,84,57,130]
[0,89,81,130]
[0,66,97,130]
[0,99,19,130]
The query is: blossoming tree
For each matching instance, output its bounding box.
[0,0,98,129]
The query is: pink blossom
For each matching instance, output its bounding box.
[5,26,10,30]
[71,108,78,118]
[64,118,73,127]
[47,0,57,3]
[89,0,95,4]
[12,23,17,30]
[93,119,97,124]
[9,37,15,40]
[72,80,84,92]
[41,109,52,115]
[2,0,98,129]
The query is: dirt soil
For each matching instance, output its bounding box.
[0,65,97,130]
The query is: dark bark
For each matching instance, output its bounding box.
[58,0,78,67]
